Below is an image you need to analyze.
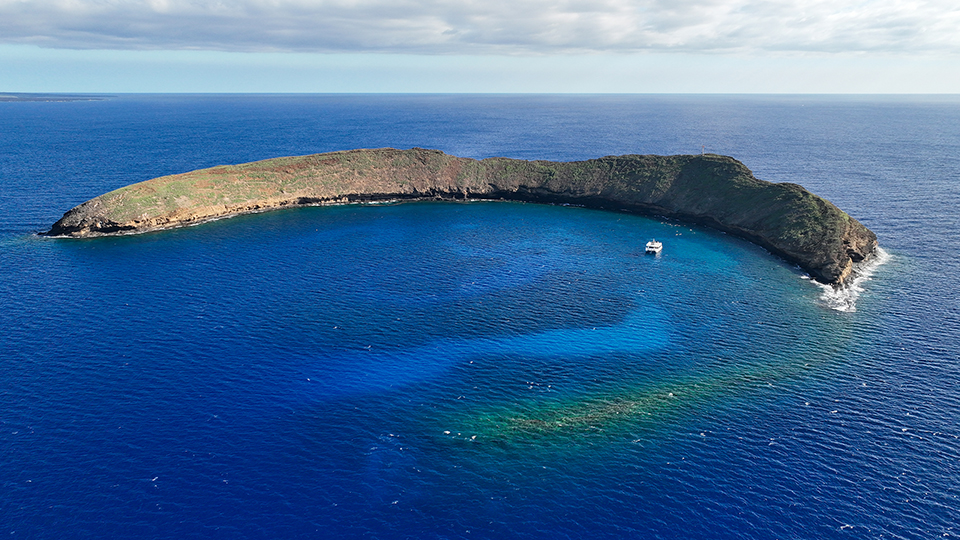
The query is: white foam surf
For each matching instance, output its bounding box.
[814,247,891,312]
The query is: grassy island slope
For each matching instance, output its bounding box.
[47,147,877,285]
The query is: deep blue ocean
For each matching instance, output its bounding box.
[1,94,959,539]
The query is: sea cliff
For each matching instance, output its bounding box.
[46,148,877,284]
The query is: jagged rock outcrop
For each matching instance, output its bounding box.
[46,147,877,284]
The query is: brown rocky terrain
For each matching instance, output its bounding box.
[46,147,878,284]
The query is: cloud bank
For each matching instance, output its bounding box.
[2,0,958,54]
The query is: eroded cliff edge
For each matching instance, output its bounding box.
[46,148,878,285]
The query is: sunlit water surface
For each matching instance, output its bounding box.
[1,95,958,539]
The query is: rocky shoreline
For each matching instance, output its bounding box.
[46,147,878,285]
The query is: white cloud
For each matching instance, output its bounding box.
[0,0,958,54]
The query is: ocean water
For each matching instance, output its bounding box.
[1,94,959,539]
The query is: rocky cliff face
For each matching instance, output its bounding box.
[46,147,877,285]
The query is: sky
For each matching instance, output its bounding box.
[1,0,959,93]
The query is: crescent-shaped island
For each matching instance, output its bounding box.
[45,147,877,285]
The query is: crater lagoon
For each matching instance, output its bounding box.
[1,94,957,539]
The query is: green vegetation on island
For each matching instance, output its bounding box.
[46,147,878,284]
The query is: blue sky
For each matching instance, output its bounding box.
[2,0,959,93]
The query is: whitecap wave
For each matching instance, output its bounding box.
[814,247,891,312]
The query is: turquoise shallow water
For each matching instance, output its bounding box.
[1,95,958,539]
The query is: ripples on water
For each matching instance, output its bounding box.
[1,95,958,539]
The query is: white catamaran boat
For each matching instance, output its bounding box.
[645,240,663,254]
